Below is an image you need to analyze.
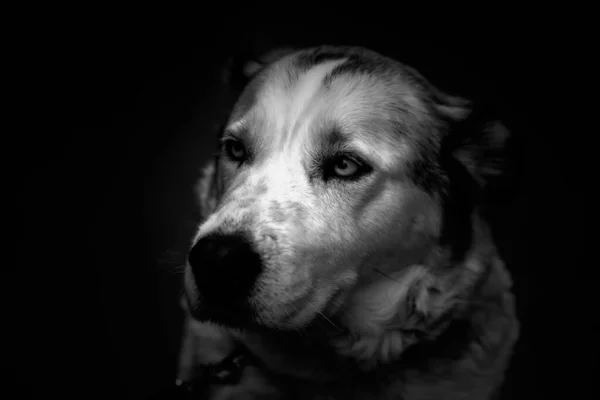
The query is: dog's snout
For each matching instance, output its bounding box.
[188,234,262,301]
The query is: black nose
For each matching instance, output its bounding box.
[188,234,263,303]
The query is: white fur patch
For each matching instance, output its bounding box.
[258,58,348,152]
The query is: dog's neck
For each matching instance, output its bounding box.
[382,253,518,400]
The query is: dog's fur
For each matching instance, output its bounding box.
[178,46,519,399]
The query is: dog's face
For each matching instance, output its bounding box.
[184,46,474,330]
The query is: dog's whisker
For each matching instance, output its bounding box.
[307,302,343,332]
[285,302,310,336]
[334,304,354,320]
[151,246,189,277]
[373,268,401,283]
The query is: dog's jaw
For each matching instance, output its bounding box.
[315,251,517,400]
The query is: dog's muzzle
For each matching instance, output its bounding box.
[187,233,263,324]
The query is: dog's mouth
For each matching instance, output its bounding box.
[188,296,333,332]
[185,292,258,331]
[185,281,347,333]
[190,305,257,330]
[183,232,356,331]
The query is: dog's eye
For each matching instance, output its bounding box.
[333,157,360,177]
[322,153,371,181]
[223,139,247,162]
[328,155,372,180]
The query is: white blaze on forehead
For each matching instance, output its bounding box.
[259,58,349,150]
[245,61,352,211]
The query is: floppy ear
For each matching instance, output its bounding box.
[430,87,512,189]
[452,120,511,188]
[431,87,473,122]
[407,65,511,189]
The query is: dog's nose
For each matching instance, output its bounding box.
[188,234,262,302]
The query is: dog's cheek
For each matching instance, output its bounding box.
[354,189,431,252]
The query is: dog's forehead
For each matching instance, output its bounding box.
[232,47,397,119]
[228,47,426,167]
[256,59,349,137]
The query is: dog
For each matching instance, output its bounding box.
[177,45,519,399]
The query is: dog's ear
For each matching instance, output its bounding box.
[404,64,473,122]
[431,87,473,122]
[452,120,511,188]
[431,87,512,190]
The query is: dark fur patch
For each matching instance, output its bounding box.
[406,143,477,264]
[438,156,478,263]
[407,155,448,197]
[253,179,268,196]
[269,200,287,223]
[294,47,353,71]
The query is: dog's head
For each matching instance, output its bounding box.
[184,46,509,336]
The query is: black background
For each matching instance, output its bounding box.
[12,15,588,400]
